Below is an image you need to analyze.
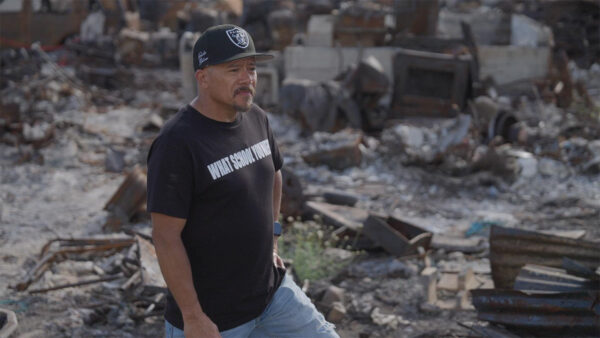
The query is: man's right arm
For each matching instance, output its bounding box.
[151,212,221,338]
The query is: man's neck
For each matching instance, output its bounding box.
[190,97,238,123]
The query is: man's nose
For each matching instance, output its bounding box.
[238,67,255,85]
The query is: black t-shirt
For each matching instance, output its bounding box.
[146,104,284,331]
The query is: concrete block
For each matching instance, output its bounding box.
[327,302,346,323]
[307,15,335,47]
[283,46,399,84]
[321,285,345,307]
[478,45,551,85]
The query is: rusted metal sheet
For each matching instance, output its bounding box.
[104,166,147,230]
[390,48,471,118]
[304,201,378,251]
[302,135,362,170]
[514,264,599,293]
[471,289,600,336]
[489,225,600,289]
[363,214,432,257]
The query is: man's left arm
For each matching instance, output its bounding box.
[272,170,284,268]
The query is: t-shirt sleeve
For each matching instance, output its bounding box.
[265,115,283,171]
[146,134,194,219]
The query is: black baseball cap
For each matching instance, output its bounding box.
[193,24,274,71]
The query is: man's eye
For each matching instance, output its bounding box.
[230,68,239,72]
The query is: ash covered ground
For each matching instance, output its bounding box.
[0,61,598,337]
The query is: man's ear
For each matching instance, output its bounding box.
[195,69,208,89]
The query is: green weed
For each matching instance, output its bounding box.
[278,219,354,281]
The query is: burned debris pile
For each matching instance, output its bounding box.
[11,235,167,331]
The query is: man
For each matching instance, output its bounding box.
[147,24,339,338]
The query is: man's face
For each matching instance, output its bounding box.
[203,57,257,112]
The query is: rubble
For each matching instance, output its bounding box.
[321,285,345,308]
[370,307,409,330]
[11,235,167,332]
[380,114,473,166]
[318,285,347,324]
[14,237,137,292]
[334,2,387,47]
[0,308,18,338]
[302,130,363,169]
[326,301,346,324]
[280,166,305,217]
[346,257,417,280]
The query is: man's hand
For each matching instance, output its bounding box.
[273,252,285,269]
[273,236,285,269]
[184,312,221,338]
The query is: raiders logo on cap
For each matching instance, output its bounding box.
[226,28,250,49]
[192,24,273,70]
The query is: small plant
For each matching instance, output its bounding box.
[278,218,354,281]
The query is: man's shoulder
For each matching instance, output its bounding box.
[248,103,266,116]
[246,103,269,124]
[158,106,196,139]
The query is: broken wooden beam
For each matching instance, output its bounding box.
[304,201,367,233]
[104,166,147,231]
[421,267,438,304]
[16,237,136,291]
[136,236,166,288]
[431,234,486,254]
[323,190,359,207]
[302,134,362,170]
[29,274,124,294]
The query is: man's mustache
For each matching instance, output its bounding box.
[234,87,255,96]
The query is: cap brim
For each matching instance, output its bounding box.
[209,52,274,66]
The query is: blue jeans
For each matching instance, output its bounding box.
[164,275,338,337]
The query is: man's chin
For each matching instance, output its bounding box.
[234,100,253,112]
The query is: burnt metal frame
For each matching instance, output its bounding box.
[391,48,471,118]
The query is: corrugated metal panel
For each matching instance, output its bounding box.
[471,289,600,336]
[514,264,599,292]
[489,225,600,289]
